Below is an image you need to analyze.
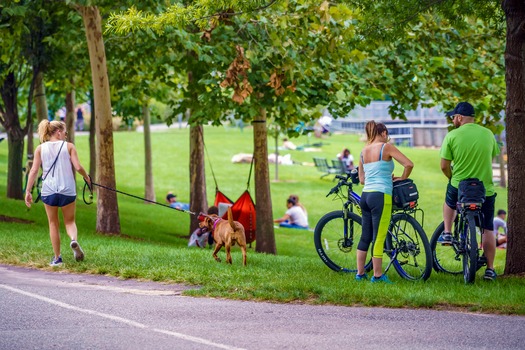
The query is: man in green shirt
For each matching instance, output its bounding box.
[439,102,500,281]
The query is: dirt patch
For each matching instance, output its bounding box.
[0,215,34,224]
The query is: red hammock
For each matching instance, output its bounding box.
[204,129,256,244]
[214,189,256,244]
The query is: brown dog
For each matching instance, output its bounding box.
[200,207,247,266]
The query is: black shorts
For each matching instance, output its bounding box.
[42,194,77,207]
[445,183,496,231]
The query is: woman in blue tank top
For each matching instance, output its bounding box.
[356,121,414,283]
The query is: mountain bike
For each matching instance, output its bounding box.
[430,202,487,284]
[314,172,432,281]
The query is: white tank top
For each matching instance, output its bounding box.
[40,141,76,196]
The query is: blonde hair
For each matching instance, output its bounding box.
[37,120,65,143]
[365,120,388,144]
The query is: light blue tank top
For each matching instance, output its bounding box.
[362,144,395,195]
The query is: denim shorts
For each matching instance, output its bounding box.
[445,183,496,231]
[41,194,77,207]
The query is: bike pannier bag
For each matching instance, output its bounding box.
[392,179,419,209]
[458,178,485,204]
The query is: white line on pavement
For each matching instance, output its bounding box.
[0,283,245,350]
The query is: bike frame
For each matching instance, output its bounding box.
[335,175,428,278]
[458,203,486,268]
[339,182,361,251]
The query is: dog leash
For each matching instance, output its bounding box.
[82,176,197,216]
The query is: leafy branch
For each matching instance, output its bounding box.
[106,0,279,35]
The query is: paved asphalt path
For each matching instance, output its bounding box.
[1,264,523,350]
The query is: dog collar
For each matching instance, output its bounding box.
[213,218,222,230]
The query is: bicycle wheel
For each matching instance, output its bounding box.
[463,212,479,284]
[385,213,432,281]
[430,221,462,275]
[314,210,364,273]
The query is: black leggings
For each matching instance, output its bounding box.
[359,191,392,258]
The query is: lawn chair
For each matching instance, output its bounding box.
[331,159,347,175]
[313,157,339,179]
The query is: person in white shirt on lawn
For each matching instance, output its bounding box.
[274,197,309,230]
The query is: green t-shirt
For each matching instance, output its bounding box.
[440,123,500,196]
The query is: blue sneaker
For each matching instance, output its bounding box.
[483,268,497,281]
[437,232,453,246]
[355,273,368,281]
[371,274,393,284]
[49,255,63,267]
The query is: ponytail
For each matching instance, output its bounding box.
[365,121,377,144]
[365,120,388,144]
[37,120,50,143]
[37,119,64,143]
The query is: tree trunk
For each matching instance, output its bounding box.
[79,6,120,234]
[25,69,37,160]
[34,71,48,123]
[30,70,47,161]
[65,89,76,182]
[142,102,155,202]
[27,118,33,162]
[65,89,75,144]
[89,91,96,181]
[7,132,24,200]
[253,108,276,254]
[1,72,25,200]
[274,131,279,181]
[189,123,208,234]
[497,134,506,188]
[503,0,525,275]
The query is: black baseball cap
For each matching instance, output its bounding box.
[446,102,475,117]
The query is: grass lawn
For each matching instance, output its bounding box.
[1,124,522,315]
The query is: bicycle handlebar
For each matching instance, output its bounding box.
[326,173,355,197]
[326,186,338,197]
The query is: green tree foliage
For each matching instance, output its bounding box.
[106,1,508,254]
[360,15,505,129]
[344,0,524,275]
[107,1,376,253]
[0,0,66,198]
[105,27,179,204]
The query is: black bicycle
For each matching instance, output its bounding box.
[430,202,487,284]
[314,173,432,281]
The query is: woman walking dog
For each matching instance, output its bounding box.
[25,120,91,266]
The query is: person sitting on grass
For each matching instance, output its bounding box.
[338,148,355,171]
[288,194,307,219]
[274,197,309,230]
[494,209,508,249]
